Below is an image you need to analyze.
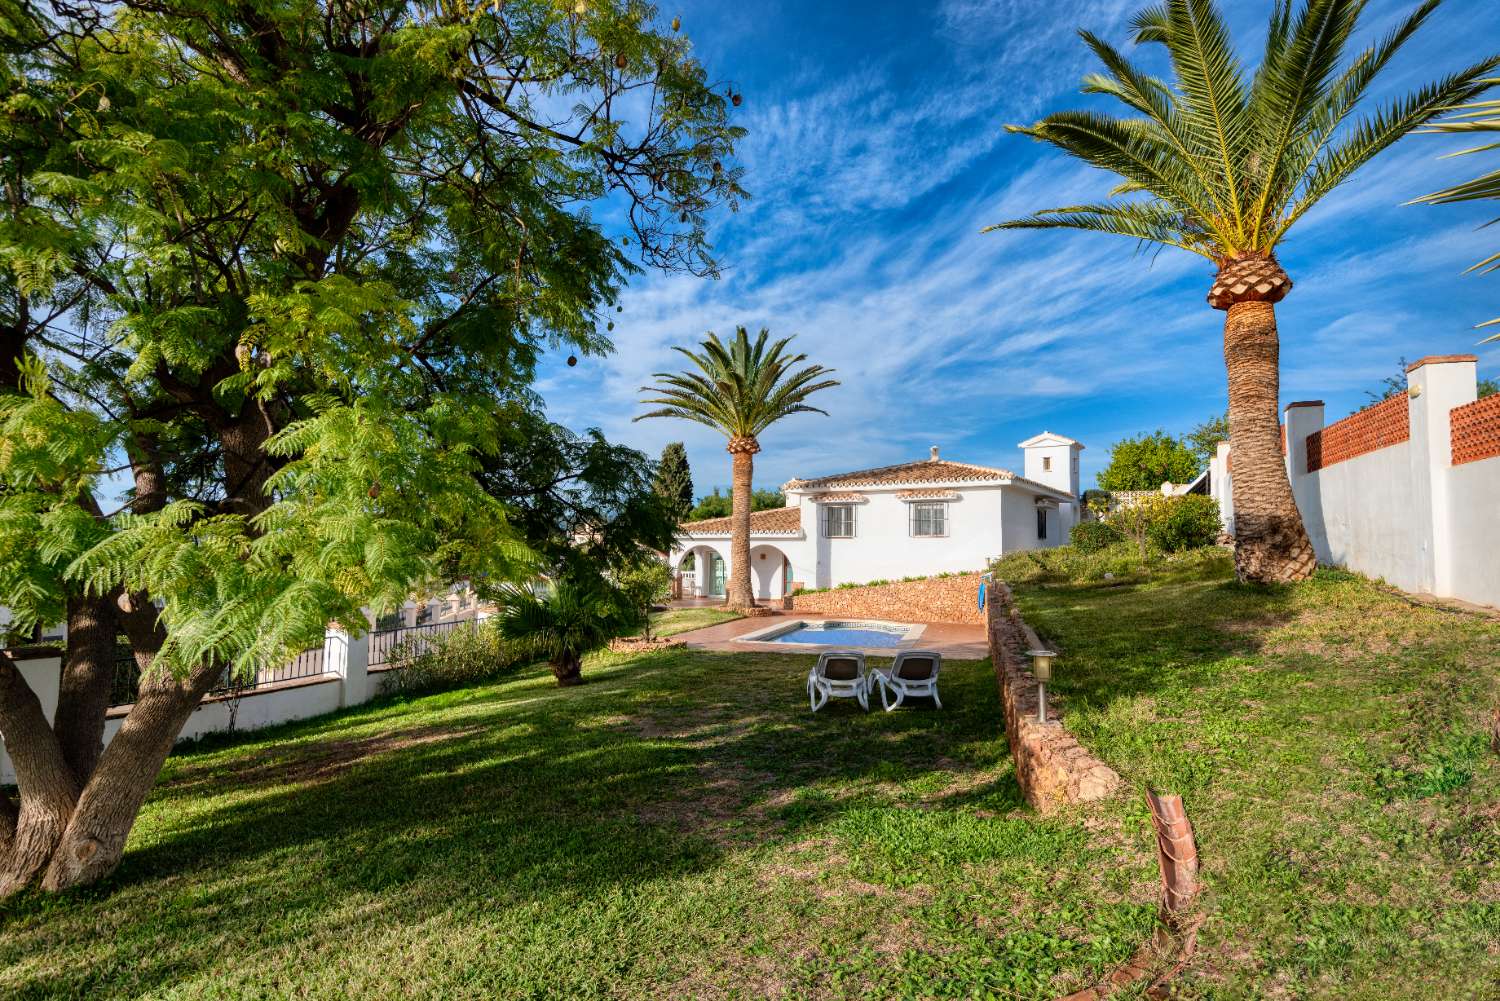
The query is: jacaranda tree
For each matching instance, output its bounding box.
[0,0,742,894]
[992,0,1498,583]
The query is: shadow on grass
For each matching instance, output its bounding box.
[0,648,1057,999]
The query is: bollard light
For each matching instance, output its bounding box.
[1026,648,1057,723]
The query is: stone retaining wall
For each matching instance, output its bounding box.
[790,572,985,624]
[986,581,1121,813]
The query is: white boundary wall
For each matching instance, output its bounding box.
[2,615,481,785]
[1213,355,1500,608]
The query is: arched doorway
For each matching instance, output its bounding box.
[676,545,727,599]
[749,544,790,600]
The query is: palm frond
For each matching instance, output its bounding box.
[636,326,838,440]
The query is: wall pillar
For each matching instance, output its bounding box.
[1283,401,1327,562]
[1406,355,1478,597]
[323,626,370,708]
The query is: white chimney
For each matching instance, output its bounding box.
[929,445,940,461]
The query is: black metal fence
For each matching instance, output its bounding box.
[109,642,329,709]
[368,618,476,670]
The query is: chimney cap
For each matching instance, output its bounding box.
[929,445,940,461]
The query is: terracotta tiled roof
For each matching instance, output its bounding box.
[896,488,960,500]
[786,458,1015,490]
[808,492,868,503]
[678,506,802,537]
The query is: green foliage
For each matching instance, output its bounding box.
[378,622,522,698]
[687,486,785,520]
[493,575,634,680]
[1412,81,1500,334]
[1096,430,1200,491]
[1184,412,1229,466]
[1,0,742,684]
[636,327,838,441]
[614,555,674,639]
[1069,520,1124,554]
[653,443,695,522]
[1146,494,1222,552]
[991,1,1499,262]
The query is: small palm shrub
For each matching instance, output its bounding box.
[1069,520,1123,554]
[380,621,521,697]
[494,576,635,686]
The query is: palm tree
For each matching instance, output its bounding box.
[636,327,837,609]
[990,0,1499,583]
[1411,79,1500,334]
[493,577,634,686]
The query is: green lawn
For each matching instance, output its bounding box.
[1013,552,1500,999]
[650,606,743,637]
[0,646,1155,999]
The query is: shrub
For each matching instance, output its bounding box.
[1069,520,1123,554]
[1146,495,1221,552]
[380,621,521,697]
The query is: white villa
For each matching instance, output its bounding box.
[671,433,1084,600]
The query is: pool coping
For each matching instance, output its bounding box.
[732,618,927,653]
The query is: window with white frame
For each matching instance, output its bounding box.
[1036,507,1048,540]
[909,501,948,537]
[823,504,855,538]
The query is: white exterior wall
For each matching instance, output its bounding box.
[1446,456,1500,604]
[795,486,1011,589]
[672,481,1072,594]
[1214,355,1500,610]
[5,624,398,784]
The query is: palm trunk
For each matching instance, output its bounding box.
[1222,300,1317,583]
[727,446,756,609]
[550,652,583,687]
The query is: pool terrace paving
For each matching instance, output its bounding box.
[673,610,989,659]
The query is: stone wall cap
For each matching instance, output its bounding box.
[1406,354,1478,372]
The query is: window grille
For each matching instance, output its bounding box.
[910,502,947,537]
[823,504,854,538]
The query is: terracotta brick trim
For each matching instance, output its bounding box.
[1451,393,1500,466]
[985,582,1121,813]
[1306,394,1409,472]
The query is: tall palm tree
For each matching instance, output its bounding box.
[990,0,1499,583]
[637,327,837,609]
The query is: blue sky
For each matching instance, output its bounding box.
[537,0,1500,495]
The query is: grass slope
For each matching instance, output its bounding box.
[1,647,1154,1000]
[1014,552,1500,999]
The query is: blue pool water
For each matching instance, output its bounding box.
[767,621,909,648]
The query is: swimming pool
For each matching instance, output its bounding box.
[735,619,923,649]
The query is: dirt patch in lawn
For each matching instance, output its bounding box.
[164,725,483,793]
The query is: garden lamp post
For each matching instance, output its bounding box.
[1026,649,1056,724]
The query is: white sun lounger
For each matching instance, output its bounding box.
[807,651,870,712]
[872,650,943,711]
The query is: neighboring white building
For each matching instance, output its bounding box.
[671,436,1084,599]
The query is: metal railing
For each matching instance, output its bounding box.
[368,618,476,670]
[109,642,330,709]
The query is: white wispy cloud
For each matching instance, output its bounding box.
[542,0,1500,492]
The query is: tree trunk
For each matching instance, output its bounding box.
[726,441,757,610]
[1222,300,1317,583]
[550,653,583,687]
[0,654,80,896]
[40,659,224,892]
[53,593,119,784]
